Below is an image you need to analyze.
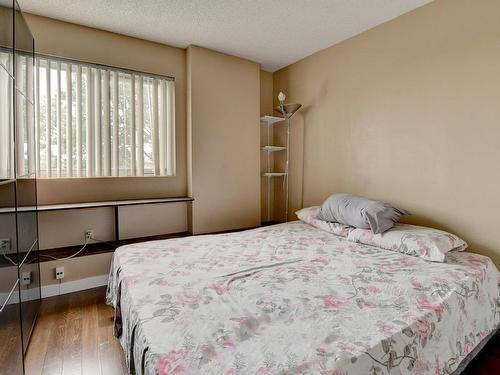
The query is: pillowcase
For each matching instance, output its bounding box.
[296,206,353,237]
[347,223,468,262]
[317,193,410,234]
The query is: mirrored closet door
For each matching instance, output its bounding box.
[14,0,40,353]
[0,1,40,373]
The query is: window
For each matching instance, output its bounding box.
[6,53,176,178]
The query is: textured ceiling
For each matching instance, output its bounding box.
[19,0,432,72]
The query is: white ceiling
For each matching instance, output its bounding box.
[19,0,432,72]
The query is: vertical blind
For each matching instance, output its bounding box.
[0,53,15,179]
[0,51,176,179]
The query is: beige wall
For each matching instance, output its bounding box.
[118,202,187,240]
[273,0,500,265]
[40,253,112,286]
[25,13,188,204]
[38,207,115,249]
[260,71,273,117]
[187,45,261,234]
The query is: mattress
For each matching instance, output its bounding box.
[106,222,500,375]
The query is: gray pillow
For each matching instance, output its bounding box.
[317,193,410,234]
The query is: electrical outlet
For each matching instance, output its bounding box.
[55,266,64,280]
[21,271,32,286]
[0,238,11,253]
[84,230,93,242]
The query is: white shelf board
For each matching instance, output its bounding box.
[0,197,194,214]
[261,146,287,152]
[37,197,194,211]
[260,115,285,126]
[0,179,15,186]
[262,172,287,177]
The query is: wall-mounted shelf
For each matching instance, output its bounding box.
[260,115,285,126]
[36,197,194,212]
[38,232,191,263]
[262,172,287,177]
[41,197,193,242]
[261,146,287,152]
[0,197,194,214]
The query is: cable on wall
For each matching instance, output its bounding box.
[39,235,114,261]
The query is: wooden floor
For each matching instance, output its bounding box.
[25,287,127,375]
[25,287,499,375]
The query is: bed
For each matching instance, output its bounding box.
[106,221,499,375]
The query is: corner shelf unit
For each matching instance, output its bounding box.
[260,103,301,224]
[260,115,287,222]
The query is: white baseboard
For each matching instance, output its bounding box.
[0,275,109,305]
[41,274,109,298]
[0,284,40,305]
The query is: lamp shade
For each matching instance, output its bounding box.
[275,103,302,119]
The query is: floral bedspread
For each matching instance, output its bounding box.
[106,222,500,375]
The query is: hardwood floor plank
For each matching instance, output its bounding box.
[81,289,101,375]
[97,290,128,375]
[25,287,127,375]
[24,296,58,375]
[40,291,70,375]
[61,293,83,375]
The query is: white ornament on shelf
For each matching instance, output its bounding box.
[278,91,286,104]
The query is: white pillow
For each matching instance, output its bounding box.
[347,223,468,262]
[296,206,353,237]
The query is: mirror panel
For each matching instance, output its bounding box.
[0,282,24,375]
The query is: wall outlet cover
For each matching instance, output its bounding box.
[85,230,93,241]
[0,238,11,253]
[21,271,32,285]
[55,266,65,280]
